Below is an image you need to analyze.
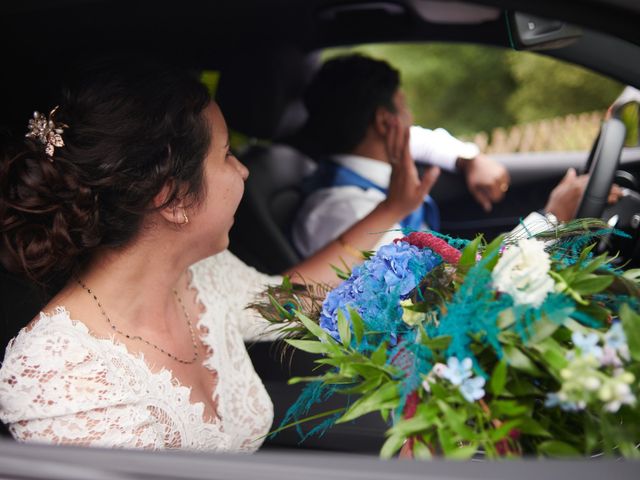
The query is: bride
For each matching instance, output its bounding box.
[0,56,438,451]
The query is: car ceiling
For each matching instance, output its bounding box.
[2,0,639,55]
[1,0,640,128]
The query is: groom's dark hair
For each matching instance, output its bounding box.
[301,53,400,155]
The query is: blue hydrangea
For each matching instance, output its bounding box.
[318,241,442,343]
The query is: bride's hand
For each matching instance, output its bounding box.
[382,115,440,218]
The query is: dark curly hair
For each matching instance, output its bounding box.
[301,53,400,155]
[0,56,211,283]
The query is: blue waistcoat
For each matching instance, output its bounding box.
[302,160,440,232]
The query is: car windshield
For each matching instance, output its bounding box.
[322,42,624,153]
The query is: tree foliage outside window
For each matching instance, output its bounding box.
[323,43,623,138]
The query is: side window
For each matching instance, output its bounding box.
[322,43,623,153]
[200,70,249,153]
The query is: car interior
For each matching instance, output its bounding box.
[1,0,640,465]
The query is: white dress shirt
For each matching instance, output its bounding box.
[292,126,479,257]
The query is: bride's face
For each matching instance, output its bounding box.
[188,102,249,256]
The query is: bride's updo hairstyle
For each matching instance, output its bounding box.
[0,56,212,283]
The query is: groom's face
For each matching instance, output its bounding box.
[392,89,414,129]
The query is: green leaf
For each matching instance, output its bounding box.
[618,440,640,459]
[413,440,433,459]
[337,382,399,423]
[295,311,334,343]
[436,400,474,437]
[288,375,332,385]
[537,440,581,457]
[530,337,568,374]
[575,302,609,325]
[581,253,610,274]
[380,409,390,423]
[429,381,449,400]
[437,427,457,456]
[503,345,544,377]
[285,339,335,355]
[517,418,551,437]
[458,235,482,269]
[490,399,529,417]
[622,268,640,283]
[490,359,508,396]
[338,375,383,394]
[387,405,439,437]
[497,309,516,329]
[578,242,596,261]
[348,307,364,346]
[348,363,396,378]
[527,316,561,343]
[388,416,435,438]
[371,341,388,366]
[620,303,640,361]
[420,334,452,351]
[337,309,351,348]
[482,233,505,271]
[314,357,347,368]
[571,274,614,295]
[380,433,405,459]
[507,377,542,396]
[446,444,478,460]
[330,261,351,280]
[489,419,522,442]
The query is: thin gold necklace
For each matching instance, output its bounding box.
[76,278,199,365]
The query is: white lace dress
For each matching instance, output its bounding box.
[0,250,281,452]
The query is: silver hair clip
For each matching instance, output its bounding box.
[25,106,68,160]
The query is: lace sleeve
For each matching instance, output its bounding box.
[0,311,162,448]
[190,250,283,342]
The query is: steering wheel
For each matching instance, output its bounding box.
[575,118,626,218]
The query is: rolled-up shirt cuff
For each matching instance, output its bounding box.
[409,125,479,172]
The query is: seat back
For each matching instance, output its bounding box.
[230,144,317,274]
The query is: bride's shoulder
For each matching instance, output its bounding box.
[4,305,97,364]
[0,305,141,426]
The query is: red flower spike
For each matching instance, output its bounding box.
[403,391,420,420]
[495,428,521,456]
[397,232,462,264]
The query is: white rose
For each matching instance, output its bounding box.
[492,238,555,307]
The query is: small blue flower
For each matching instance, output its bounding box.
[459,376,486,402]
[544,393,583,412]
[571,331,603,359]
[442,357,473,386]
[544,392,561,408]
[604,322,627,351]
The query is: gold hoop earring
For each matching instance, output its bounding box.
[182,212,189,225]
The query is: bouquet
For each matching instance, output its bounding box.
[253,220,640,459]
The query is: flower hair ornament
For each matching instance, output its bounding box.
[25,106,68,159]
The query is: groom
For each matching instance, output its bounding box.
[292,53,510,257]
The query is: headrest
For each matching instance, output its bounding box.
[216,46,319,140]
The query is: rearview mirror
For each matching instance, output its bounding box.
[507,11,582,50]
